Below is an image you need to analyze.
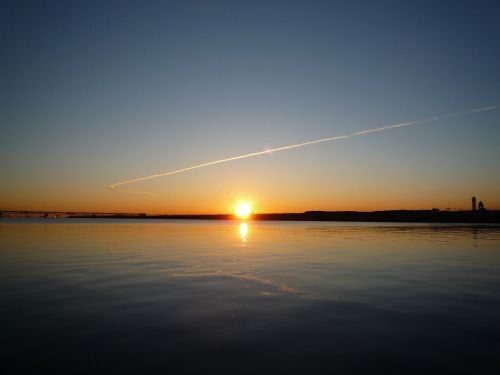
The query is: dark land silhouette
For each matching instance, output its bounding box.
[61,210,500,223]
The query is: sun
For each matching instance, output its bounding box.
[235,202,253,220]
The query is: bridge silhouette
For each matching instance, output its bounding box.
[0,210,145,218]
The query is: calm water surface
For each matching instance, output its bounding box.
[1,219,500,374]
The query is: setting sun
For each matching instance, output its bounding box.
[235,202,253,219]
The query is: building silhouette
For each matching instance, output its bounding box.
[478,201,485,210]
[472,196,477,211]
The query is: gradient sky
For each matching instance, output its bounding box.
[1,0,500,214]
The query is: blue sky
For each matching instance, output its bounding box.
[1,0,499,212]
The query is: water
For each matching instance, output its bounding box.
[1,219,500,374]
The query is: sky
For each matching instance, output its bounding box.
[1,0,500,214]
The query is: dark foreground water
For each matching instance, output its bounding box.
[1,219,500,374]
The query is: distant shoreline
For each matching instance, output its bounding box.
[63,210,500,223]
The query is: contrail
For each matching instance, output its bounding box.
[109,105,500,194]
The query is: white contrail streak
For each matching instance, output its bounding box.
[109,105,500,194]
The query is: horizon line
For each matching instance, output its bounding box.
[2,207,498,216]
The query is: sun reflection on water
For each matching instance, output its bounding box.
[239,222,249,243]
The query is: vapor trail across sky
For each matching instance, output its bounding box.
[109,105,500,195]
